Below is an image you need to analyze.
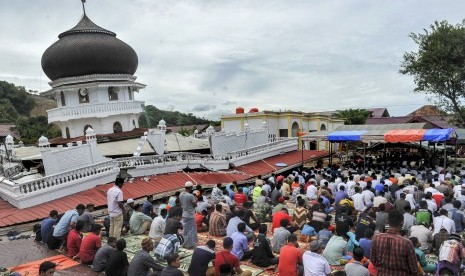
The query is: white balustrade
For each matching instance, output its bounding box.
[18,160,116,195]
[47,101,144,123]
[226,138,298,159]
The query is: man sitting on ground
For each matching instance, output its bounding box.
[67,220,85,259]
[79,224,103,265]
[211,237,252,276]
[128,238,164,275]
[154,226,182,261]
[161,252,183,276]
[130,203,153,235]
[149,208,167,243]
[252,224,278,268]
[188,240,216,276]
[278,234,303,276]
[303,240,330,276]
[344,247,369,276]
[231,222,254,261]
[41,210,58,245]
[272,219,291,253]
[92,236,117,272]
[209,204,227,237]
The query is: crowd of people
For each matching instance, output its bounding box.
[33,159,465,275]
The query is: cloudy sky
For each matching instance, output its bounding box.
[1,1,464,120]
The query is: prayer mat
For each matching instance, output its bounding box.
[9,254,80,276]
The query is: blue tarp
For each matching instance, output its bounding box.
[327,131,367,141]
[423,128,453,142]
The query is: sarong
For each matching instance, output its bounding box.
[182,217,198,249]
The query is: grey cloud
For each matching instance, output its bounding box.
[191,104,216,112]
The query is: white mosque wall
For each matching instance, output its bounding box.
[210,129,268,157]
[40,141,110,176]
[145,129,166,155]
[222,120,242,133]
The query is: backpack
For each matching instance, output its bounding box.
[416,209,431,224]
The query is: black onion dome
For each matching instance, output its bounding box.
[41,15,138,81]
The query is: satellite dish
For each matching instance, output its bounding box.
[79,88,88,96]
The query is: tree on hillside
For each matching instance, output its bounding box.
[16,116,61,145]
[139,104,218,128]
[400,20,465,127]
[0,81,35,116]
[334,109,372,125]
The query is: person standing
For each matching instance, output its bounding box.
[107,177,125,239]
[179,181,198,249]
[371,210,418,275]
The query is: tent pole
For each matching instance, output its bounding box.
[420,141,422,167]
[455,138,458,173]
[363,142,366,171]
[433,143,436,167]
[383,143,386,169]
[444,141,447,170]
[329,142,332,166]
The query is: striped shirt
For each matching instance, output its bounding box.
[154,234,180,261]
[208,211,226,236]
[371,229,418,276]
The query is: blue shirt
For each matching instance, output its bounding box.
[334,191,348,205]
[231,231,249,260]
[317,229,332,246]
[53,209,78,237]
[226,217,252,237]
[359,238,372,258]
[141,201,153,216]
[375,184,384,193]
[321,196,330,207]
[301,224,317,236]
[346,231,359,251]
[41,217,56,243]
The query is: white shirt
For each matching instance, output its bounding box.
[149,216,166,239]
[359,181,367,190]
[303,251,331,276]
[405,193,416,209]
[107,185,123,217]
[425,187,439,195]
[352,193,367,212]
[373,196,387,208]
[361,190,375,205]
[346,181,356,189]
[306,185,318,200]
[433,215,456,235]
[426,199,438,213]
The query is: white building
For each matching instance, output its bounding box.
[40,14,146,139]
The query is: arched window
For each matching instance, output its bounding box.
[65,127,70,139]
[83,124,92,135]
[291,122,299,137]
[108,87,119,101]
[320,124,327,131]
[78,88,89,103]
[60,91,66,106]
[128,87,133,100]
[113,122,123,133]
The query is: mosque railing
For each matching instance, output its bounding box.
[225,138,298,159]
[47,101,144,122]
[17,160,117,195]
[116,152,216,169]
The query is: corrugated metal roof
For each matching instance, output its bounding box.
[0,150,327,227]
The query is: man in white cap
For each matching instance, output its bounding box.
[179,181,198,249]
[122,198,135,234]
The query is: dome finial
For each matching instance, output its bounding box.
[81,0,87,16]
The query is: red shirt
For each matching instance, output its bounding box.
[79,233,102,263]
[234,193,247,208]
[67,229,82,258]
[278,244,303,276]
[214,250,240,276]
[195,212,206,230]
[271,211,293,233]
[432,194,444,207]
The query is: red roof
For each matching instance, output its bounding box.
[0,150,327,227]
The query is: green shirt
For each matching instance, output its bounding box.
[130,211,153,234]
[322,235,347,265]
